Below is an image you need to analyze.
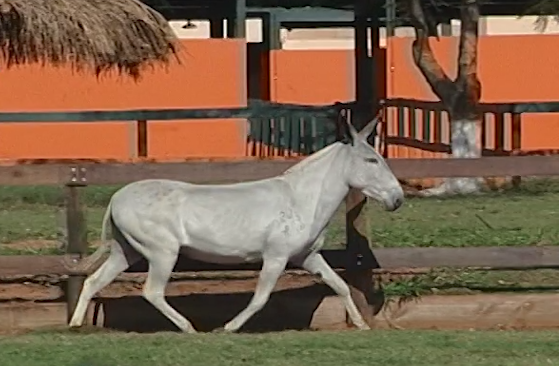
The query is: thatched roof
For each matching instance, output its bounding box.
[0,0,179,78]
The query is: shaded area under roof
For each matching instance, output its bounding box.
[145,0,547,23]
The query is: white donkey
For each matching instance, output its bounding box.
[68,116,404,333]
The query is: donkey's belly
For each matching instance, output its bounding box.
[180,247,263,264]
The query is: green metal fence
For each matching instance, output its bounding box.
[0,98,557,160]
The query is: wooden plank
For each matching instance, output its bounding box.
[163,246,559,272]
[65,185,88,323]
[4,246,559,277]
[59,155,559,182]
[83,160,299,185]
[0,255,68,276]
[137,120,148,158]
[511,113,522,187]
[368,246,559,269]
[389,155,559,178]
[4,155,559,186]
[0,164,68,185]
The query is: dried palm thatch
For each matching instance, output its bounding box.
[0,0,179,78]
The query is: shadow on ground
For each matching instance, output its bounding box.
[94,284,335,333]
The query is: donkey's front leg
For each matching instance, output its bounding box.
[219,256,288,332]
[301,252,370,330]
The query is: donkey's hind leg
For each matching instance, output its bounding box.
[69,241,139,327]
[220,256,288,332]
[141,246,197,333]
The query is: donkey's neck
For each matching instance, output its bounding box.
[281,143,350,236]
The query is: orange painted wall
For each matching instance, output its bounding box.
[270,50,354,104]
[0,39,247,160]
[387,35,559,156]
[269,36,559,160]
[1,35,559,161]
[270,49,386,104]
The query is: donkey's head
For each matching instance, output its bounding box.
[343,115,404,211]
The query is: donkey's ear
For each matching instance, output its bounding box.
[357,116,380,141]
[345,118,359,143]
[357,106,384,141]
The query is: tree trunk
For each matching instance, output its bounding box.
[407,0,483,197]
[419,117,483,197]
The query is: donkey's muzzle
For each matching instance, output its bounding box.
[384,188,404,212]
[387,197,403,211]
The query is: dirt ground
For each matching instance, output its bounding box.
[3,268,559,334]
[1,239,102,252]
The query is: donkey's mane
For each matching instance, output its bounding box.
[282,143,342,176]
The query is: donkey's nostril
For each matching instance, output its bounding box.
[392,197,403,210]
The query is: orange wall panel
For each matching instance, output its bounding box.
[0,123,131,159]
[0,39,246,160]
[1,35,559,160]
[270,50,354,104]
[387,37,458,101]
[148,119,247,159]
[478,35,559,102]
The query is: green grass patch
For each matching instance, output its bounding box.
[327,177,559,248]
[1,179,559,250]
[380,268,559,299]
[2,329,559,366]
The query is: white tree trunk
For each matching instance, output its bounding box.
[419,118,484,197]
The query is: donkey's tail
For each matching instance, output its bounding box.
[64,200,114,274]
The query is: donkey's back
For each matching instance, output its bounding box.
[109,178,304,260]
[111,178,294,222]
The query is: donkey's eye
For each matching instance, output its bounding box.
[365,157,378,164]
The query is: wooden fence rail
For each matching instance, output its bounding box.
[1,98,559,160]
[2,155,559,186]
[3,246,559,278]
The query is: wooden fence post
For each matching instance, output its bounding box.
[344,189,384,328]
[343,0,384,328]
[65,167,88,324]
[511,113,522,188]
[137,120,148,158]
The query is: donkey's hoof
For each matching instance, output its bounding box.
[68,325,88,333]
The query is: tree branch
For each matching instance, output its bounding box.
[407,0,456,103]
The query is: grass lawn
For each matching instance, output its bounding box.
[1,178,559,250]
[2,329,559,366]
